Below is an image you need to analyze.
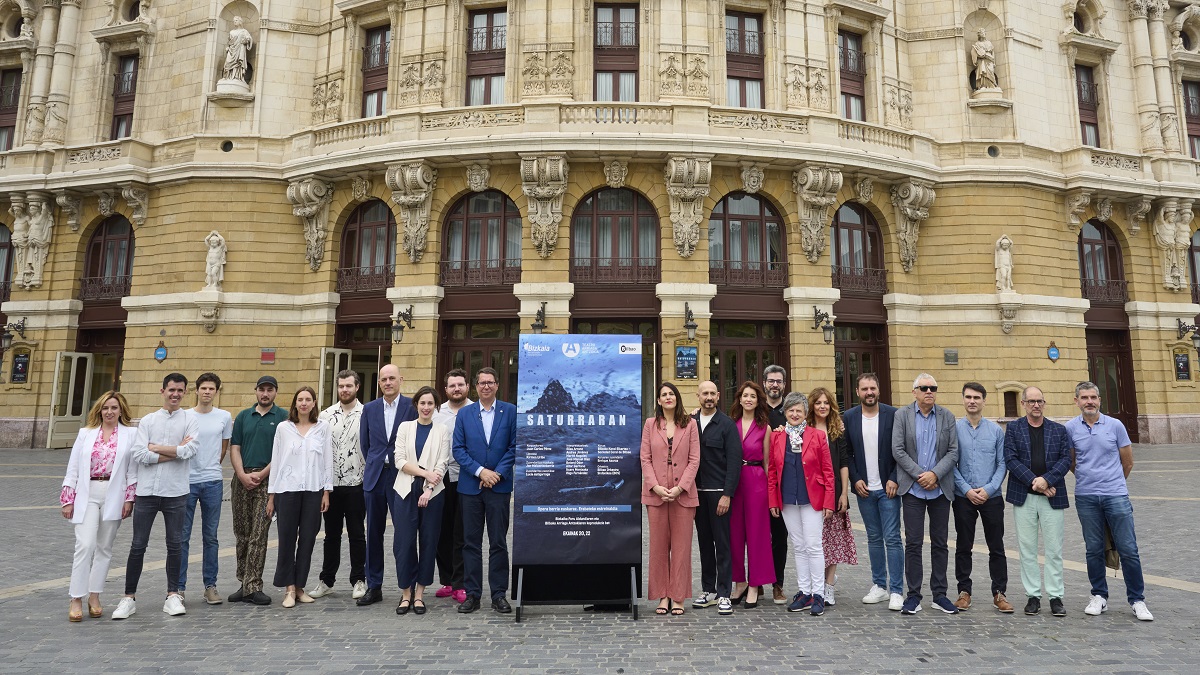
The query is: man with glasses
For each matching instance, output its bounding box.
[892,373,959,615]
[452,367,518,614]
[761,365,789,604]
[1003,386,1071,617]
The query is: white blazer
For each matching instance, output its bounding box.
[393,419,451,500]
[62,425,137,524]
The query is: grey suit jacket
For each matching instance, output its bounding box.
[891,402,958,501]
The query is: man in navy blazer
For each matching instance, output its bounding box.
[452,367,518,614]
[843,372,904,610]
[355,364,416,607]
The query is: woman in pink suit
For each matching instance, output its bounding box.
[640,382,700,616]
[768,391,835,616]
[729,380,774,608]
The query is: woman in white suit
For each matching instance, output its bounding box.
[393,386,451,616]
[60,391,138,622]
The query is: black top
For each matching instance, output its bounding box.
[827,432,851,505]
[767,401,786,430]
[1028,423,1046,477]
[692,409,743,497]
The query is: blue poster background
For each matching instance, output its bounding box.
[513,334,643,566]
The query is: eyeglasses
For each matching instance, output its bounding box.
[915,385,938,393]
[1022,399,1045,406]
[477,381,498,388]
[765,379,784,385]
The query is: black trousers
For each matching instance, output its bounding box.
[770,513,788,587]
[319,485,367,587]
[953,494,1008,596]
[273,491,323,589]
[902,492,951,602]
[435,479,465,588]
[125,494,187,595]
[460,489,510,601]
[695,491,732,597]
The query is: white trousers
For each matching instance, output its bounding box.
[782,504,825,596]
[70,479,122,598]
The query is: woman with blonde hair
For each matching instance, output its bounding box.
[808,386,858,606]
[60,391,137,621]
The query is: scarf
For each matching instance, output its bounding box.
[785,422,806,453]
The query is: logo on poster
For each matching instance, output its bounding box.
[618,343,642,354]
[561,342,581,358]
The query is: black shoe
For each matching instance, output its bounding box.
[356,587,383,606]
[227,587,245,603]
[492,596,512,613]
[412,599,427,615]
[245,591,272,606]
[730,586,748,606]
[395,598,411,615]
[1024,597,1040,615]
[1050,598,1066,617]
[458,595,481,613]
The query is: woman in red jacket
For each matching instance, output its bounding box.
[767,391,835,616]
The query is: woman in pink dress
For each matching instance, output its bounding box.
[729,380,774,608]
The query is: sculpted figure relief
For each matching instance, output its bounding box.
[971,29,999,91]
[994,235,1014,292]
[221,17,254,85]
[203,230,227,289]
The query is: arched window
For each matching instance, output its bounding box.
[441,190,521,286]
[1078,220,1126,304]
[338,199,396,293]
[81,216,134,300]
[571,187,659,284]
[0,224,11,303]
[708,192,786,287]
[830,203,886,293]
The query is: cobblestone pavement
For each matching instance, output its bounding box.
[1,444,1197,674]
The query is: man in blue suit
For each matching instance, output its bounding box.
[844,372,904,611]
[452,367,518,614]
[356,364,416,608]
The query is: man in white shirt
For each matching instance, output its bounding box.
[178,372,233,605]
[112,373,201,620]
[434,368,472,603]
[310,369,367,600]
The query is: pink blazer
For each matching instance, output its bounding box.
[640,417,700,508]
[767,426,835,512]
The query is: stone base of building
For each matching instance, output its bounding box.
[1139,415,1200,445]
[0,418,47,450]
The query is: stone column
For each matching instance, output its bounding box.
[656,282,716,394]
[41,0,82,146]
[514,282,574,334]
[1148,1,1182,153]
[22,0,61,147]
[1127,1,1164,153]
[386,285,444,385]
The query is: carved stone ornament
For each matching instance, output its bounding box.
[13,192,55,289]
[549,51,574,96]
[386,161,438,263]
[785,65,808,108]
[521,53,548,96]
[312,80,343,125]
[853,176,874,204]
[521,155,570,258]
[1126,196,1152,234]
[664,156,712,258]
[421,61,445,104]
[97,190,116,217]
[1065,189,1092,230]
[793,165,844,263]
[1176,200,1196,291]
[740,163,766,194]
[890,180,936,272]
[351,175,372,203]
[56,192,81,231]
[200,305,220,333]
[998,301,1020,334]
[121,186,148,227]
[1153,198,1185,290]
[286,177,335,271]
[1094,196,1113,223]
[995,234,1015,293]
[660,54,683,95]
[685,55,709,97]
[466,163,490,192]
[603,159,628,189]
[203,230,227,290]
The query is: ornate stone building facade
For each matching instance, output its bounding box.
[2,0,1200,447]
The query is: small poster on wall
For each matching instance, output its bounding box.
[11,350,30,384]
[1175,351,1191,381]
[675,342,698,380]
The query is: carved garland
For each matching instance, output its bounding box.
[520,155,569,258]
[793,165,843,263]
[386,161,438,263]
[664,156,711,258]
[890,179,936,272]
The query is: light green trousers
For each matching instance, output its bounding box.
[1013,493,1065,600]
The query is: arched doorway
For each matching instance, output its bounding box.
[1079,219,1139,440]
[708,191,788,404]
[830,203,891,410]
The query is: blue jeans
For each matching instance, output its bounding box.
[856,489,904,595]
[179,480,223,590]
[1076,494,1144,604]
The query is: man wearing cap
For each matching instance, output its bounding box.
[227,375,287,605]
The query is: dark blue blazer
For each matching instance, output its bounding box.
[1004,417,1071,509]
[452,400,518,495]
[359,395,416,491]
[844,403,898,487]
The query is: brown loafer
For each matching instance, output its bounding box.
[993,592,1014,613]
[953,591,971,611]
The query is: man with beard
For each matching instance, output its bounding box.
[433,368,472,604]
[227,375,286,606]
[761,365,789,604]
[690,380,741,616]
[310,370,367,600]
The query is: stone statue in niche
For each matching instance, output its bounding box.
[203,230,227,290]
[995,234,1014,292]
[971,28,1001,96]
[23,195,54,288]
[217,16,254,94]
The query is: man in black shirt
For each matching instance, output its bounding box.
[691,380,742,616]
[762,365,788,603]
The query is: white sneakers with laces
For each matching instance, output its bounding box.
[111,597,136,620]
[308,581,333,598]
[1084,594,1108,616]
[163,594,186,616]
[352,581,368,599]
[862,584,889,604]
[1131,601,1154,621]
[888,593,905,611]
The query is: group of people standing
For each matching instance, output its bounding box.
[61,365,520,621]
[639,368,1155,623]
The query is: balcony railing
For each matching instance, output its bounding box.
[440,260,521,287]
[113,72,137,98]
[0,84,18,111]
[571,258,660,285]
[362,41,390,71]
[839,47,867,76]
[595,22,637,48]
[725,28,764,56]
[79,275,131,301]
[1081,278,1128,304]
[560,103,673,125]
[831,265,887,294]
[337,264,395,294]
[468,26,506,53]
[709,260,788,287]
[1076,80,1099,109]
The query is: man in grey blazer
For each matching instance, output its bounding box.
[892,373,959,615]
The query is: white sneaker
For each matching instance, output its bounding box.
[163,594,186,616]
[1084,594,1108,616]
[1131,601,1154,621]
[308,581,333,598]
[352,580,367,599]
[825,583,836,606]
[111,597,136,620]
[862,585,890,604]
[692,592,717,609]
[888,593,905,611]
[717,596,733,615]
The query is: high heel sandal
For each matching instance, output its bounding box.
[731,586,749,606]
[88,600,103,618]
[655,600,670,615]
[670,600,685,616]
[745,588,760,609]
[68,601,83,623]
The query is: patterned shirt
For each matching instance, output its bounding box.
[319,400,365,487]
[60,429,137,505]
